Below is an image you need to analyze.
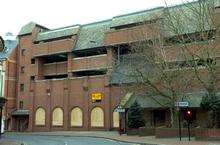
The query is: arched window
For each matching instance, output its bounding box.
[113,111,119,128]
[71,107,83,127]
[52,107,63,126]
[91,107,104,127]
[35,107,46,125]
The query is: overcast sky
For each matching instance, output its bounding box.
[0,0,194,36]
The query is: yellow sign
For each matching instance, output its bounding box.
[91,93,103,102]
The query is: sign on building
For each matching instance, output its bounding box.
[115,106,125,113]
[175,101,189,107]
[91,93,103,102]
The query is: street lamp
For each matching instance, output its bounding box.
[0,97,6,139]
[0,36,6,138]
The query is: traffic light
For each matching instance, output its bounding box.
[187,110,191,115]
[185,110,193,121]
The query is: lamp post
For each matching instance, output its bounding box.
[0,37,6,139]
[0,97,6,139]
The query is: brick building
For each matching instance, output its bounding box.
[4,1,220,132]
[0,33,17,131]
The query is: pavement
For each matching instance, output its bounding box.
[1,131,220,145]
[0,140,21,145]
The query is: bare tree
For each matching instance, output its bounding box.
[112,0,220,127]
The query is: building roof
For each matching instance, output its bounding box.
[18,22,49,36]
[73,20,111,51]
[122,91,208,108]
[215,0,220,7]
[36,25,80,42]
[163,0,214,36]
[18,22,36,36]
[111,7,164,28]
[18,0,219,48]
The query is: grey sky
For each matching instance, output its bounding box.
[0,0,194,36]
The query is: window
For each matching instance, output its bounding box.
[31,59,35,64]
[91,107,104,127]
[73,70,106,77]
[153,110,166,127]
[30,76,35,81]
[21,49,26,56]
[19,101,23,109]
[71,107,83,127]
[44,74,68,80]
[52,107,63,126]
[43,54,67,64]
[21,66,25,73]
[74,48,107,58]
[20,84,24,92]
[35,107,46,125]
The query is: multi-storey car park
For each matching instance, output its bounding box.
[2,0,220,132]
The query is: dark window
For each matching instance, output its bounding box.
[19,101,23,109]
[30,76,35,81]
[21,49,26,56]
[153,110,166,127]
[43,54,67,64]
[44,74,68,80]
[73,70,107,77]
[74,48,107,58]
[31,59,35,64]
[21,66,25,73]
[20,84,24,92]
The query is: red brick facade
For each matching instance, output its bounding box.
[3,1,220,132]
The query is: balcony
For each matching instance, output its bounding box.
[43,62,67,76]
[34,38,75,57]
[71,54,108,72]
[104,24,159,45]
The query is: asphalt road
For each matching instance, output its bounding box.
[2,134,136,145]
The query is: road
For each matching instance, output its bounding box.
[2,134,136,145]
